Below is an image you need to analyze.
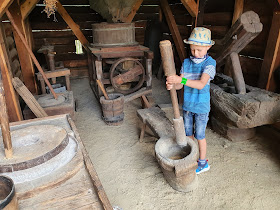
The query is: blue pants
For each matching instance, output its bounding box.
[183,111,209,140]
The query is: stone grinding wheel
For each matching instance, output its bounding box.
[37,94,66,108]
[0,125,69,173]
[109,57,145,94]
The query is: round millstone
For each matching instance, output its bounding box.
[0,125,69,173]
[37,94,66,107]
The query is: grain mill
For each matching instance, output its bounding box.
[89,22,153,100]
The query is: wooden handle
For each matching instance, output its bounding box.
[159,40,176,76]
[159,40,181,119]
[96,79,109,100]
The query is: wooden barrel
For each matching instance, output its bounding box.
[100,93,124,126]
[92,22,138,47]
[0,176,18,210]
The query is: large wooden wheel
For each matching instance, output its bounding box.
[109,57,145,94]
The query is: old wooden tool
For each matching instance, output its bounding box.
[6,10,58,99]
[159,40,186,146]
[214,11,263,94]
[96,79,109,100]
[0,72,13,159]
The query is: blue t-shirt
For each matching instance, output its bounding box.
[180,54,216,113]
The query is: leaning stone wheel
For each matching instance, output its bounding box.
[109,57,145,94]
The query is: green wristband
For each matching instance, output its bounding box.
[181,77,187,85]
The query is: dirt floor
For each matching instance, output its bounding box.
[71,77,280,210]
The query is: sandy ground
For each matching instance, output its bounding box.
[71,77,280,210]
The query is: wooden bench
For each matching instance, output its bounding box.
[137,107,175,142]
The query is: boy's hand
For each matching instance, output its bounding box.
[166,75,182,84]
[166,82,173,90]
[166,75,182,90]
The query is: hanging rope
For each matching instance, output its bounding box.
[43,0,58,21]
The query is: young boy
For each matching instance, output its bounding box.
[166,27,216,174]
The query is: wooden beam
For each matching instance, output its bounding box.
[123,0,143,23]
[180,0,198,17]
[0,0,14,18]
[0,72,13,158]
[8,0,37,93]
[56,0,89,48]
[21,0,40,20]
[160,0,187,63]
[196,0,207,26]
[7,10,58,99]
[0,23,23,122]
[232,0,244,25]
[258,11,280,91]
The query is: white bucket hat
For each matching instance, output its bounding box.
[184,27,215,46]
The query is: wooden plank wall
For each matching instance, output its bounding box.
[28,0,273,86]
[29,0,105,78]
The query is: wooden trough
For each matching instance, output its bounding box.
[0,115,112,210]
[210,73,280,141]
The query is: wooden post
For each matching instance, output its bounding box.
[258,11,280,91]
[160,0,187,63]
[0,72,13,159]
[160,40,180,119]
[6,10,58,99]
[95,60,103,96]
[229,52,246,94]
[0,22,23,122]
[8,0,37,94]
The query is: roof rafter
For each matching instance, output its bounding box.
[123,0,143,23]
[21,0,40,20]
[0,0,14,18]
[180,0,198,17]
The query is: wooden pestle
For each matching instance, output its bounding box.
[159,40,181,119]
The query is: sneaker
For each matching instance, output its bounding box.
[196,162,210,174]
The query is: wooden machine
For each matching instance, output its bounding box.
[89,22,153,102]
[211,11,280,141]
